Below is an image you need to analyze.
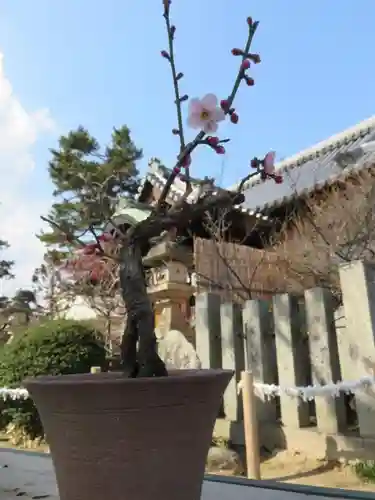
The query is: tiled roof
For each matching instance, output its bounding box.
[138,158,271,221]
[137,158,206,205]
[237,116,375,214]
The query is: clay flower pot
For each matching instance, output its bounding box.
[24,369,232,500]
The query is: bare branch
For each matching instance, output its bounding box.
[156,20,259,207]
[270,168,375,297]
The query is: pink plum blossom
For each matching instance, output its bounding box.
[263,151,276,174]
[187,94,225,133]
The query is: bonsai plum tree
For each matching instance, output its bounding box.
[42,0,283,378]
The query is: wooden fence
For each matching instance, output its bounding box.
[194,260,375,459]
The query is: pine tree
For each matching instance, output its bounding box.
[39,125,142,252]
[0,239,14,280]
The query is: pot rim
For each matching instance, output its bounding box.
[23,368,234,387]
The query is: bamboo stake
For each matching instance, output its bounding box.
[241,370,261,479]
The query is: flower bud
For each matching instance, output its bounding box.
[247,17,253,26]
[161,50,170,59]
[231,48,243,56]
[207,136,220,146]
[230,112,239,124]
[173,166,181,174]
[172,128,180,135]
[274,175,283,184]
[170,25,176,36]
[241,59,251,70]
[244,76,255,86]
[215,145,226,155]
[220,99,230,111]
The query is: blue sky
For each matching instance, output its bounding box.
[0,0,374,293]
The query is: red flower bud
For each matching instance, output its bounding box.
[207,136,220,146]
[247,17,253,26]
[241,59,251,70]
[231,48,243,56]
[220,99,230,111]
[215,145,226,155]
[161,50,170,59]
[244,76,255,86]
[230,112,239,124]
[173,166,181,174]
[172,128,180,135]
[170,25,176,36]
[274,175,283,184]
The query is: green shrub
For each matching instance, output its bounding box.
[354,461,375,483]
[0,319,106,441]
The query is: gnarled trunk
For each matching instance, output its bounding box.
[119,243,167,377]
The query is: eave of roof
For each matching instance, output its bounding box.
[231,115,375,214]
[137,158,271,222]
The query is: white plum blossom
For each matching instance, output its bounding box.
[263,151,276,174]
[187,93,225,133]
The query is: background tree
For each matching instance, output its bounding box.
[0,289,39,344]
[32,250,67,318]
[38,125,141,338]
[269,168,375,302]
[61,254,124,352]
[39,125,142,255]
[11,289,39,326]
[0,238,15,337]
[0,239,14,281]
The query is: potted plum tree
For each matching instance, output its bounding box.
[25,3,282,500]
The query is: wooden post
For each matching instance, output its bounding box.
[241,370,261,480]
[90,366,102,374]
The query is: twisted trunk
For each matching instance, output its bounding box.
[117,189,245,377]
[119,243,167,378]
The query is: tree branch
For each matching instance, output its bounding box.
[156,19,259,208]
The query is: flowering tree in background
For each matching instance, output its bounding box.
[41,0,282,378]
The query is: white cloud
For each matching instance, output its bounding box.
[0,51,56,297]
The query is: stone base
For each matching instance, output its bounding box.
[214,419,375,462]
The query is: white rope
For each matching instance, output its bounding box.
[1,373,375,403]
[0,388,29,401]
[237,372,375,401]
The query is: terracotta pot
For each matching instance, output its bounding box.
[24,369,233,500]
